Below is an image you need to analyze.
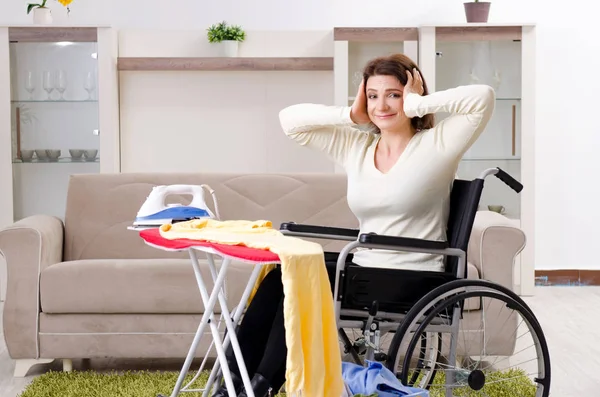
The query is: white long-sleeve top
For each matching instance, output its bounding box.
[279,85,495,271]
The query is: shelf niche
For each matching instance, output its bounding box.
[117,57,334,71]
[333,27,419,42]
[8,27,98,43]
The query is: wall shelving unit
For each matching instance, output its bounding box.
[0,25,120,227]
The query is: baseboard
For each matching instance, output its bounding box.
[535,270,600,286]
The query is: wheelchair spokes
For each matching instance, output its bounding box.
[407,332,442,390]
[386,280,550,397]
[383,330,442,391]
[338,300,402,366]
[338,323,395,366]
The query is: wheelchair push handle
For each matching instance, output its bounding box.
[479,167,523,193]
[494,167,523,193]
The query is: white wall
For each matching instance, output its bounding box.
[0,0,596,270]
[117,30,335,174]
[1,0,334,30]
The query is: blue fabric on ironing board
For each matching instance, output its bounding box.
[342,360,430,397]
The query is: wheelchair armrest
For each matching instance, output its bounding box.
[280,222,359,241]
[358,233,449,252]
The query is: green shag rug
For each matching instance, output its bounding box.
[415,368,537,396]
[17,370,286,397]
[17,368,537,397]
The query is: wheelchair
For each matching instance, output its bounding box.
[280,167,551,397]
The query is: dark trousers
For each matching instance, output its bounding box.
[224,252,351,391]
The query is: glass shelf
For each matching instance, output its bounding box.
[347,96,521,102]
[461,157,521,161]
[11,99,98,103]
[13,157,100,164]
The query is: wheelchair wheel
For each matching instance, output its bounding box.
[386,279,551,397]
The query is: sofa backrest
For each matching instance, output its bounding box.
[63,172,357,261]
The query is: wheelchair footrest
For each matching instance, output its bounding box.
[341,264,457,314]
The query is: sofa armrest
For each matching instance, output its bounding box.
[467,211,526,291]
[0,215,64,359]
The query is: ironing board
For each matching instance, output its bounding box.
[139,227,280,397]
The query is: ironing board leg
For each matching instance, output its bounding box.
[195,253,256,397]
[203,258,265,396]
[167,249,234,397]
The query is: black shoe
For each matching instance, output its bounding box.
[238,373,273,397]
[211,371,244,397]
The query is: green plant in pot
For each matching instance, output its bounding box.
[464,0,491,23]
[207,21,246,57]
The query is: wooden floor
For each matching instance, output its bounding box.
[1,287,599,396]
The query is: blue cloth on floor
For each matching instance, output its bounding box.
[342,360,430,397]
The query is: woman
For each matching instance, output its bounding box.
[212,53,495,397]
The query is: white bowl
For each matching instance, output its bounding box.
[46,149,61,161]
[69,149,84,159]
[21,150,34,162]
[83,149,98,161]
[35,149,47,160]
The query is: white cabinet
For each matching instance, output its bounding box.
[427,24,536,297]
[418,24,536,224]
[0,26,120,228]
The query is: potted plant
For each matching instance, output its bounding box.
[27,0,73,24]
[207,21,246,57]
[464,0,491,23]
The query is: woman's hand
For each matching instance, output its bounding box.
[404,68,425,99]
[350,79,371,125]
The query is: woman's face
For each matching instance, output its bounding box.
[365,74,411,133]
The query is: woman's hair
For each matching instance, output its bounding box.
[362,53,435,132]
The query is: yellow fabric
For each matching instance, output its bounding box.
[159,219,343,397]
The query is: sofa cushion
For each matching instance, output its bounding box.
[40,259,255,314]
[40,258,481,314]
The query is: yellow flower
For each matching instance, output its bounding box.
[58,0,73,6]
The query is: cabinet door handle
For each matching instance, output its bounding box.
[93,129,99,136]
[511,104,516,156]
[16,107,21,159]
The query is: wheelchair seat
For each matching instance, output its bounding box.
[339,264,457,315]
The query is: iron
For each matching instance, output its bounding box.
[129,184,219,230]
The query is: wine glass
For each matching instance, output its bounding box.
[43,71,54,100]
[55,70,67,100]
[25,71,35,100]
[84,71,96,100]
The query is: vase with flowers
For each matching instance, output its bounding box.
[27,0,73,24]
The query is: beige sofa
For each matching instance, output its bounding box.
[0,172,526,377]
